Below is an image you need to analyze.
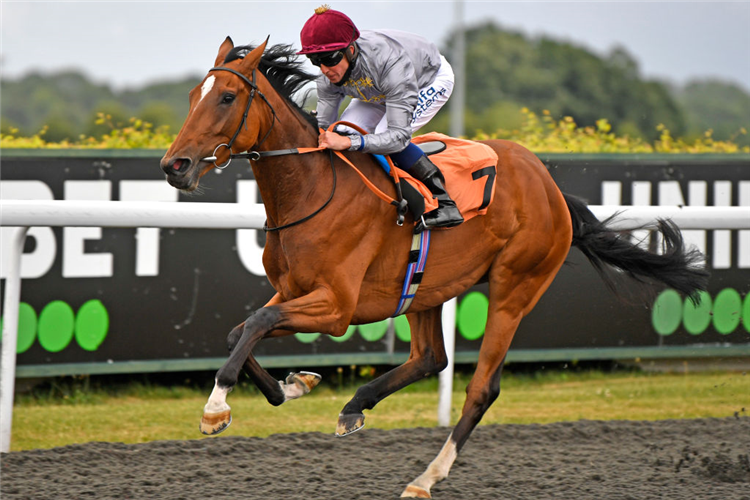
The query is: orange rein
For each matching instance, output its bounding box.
[294,121,400,206]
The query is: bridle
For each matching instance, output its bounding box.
[198,65,337,232]
[200,67,277,170]
[194,64,408,231]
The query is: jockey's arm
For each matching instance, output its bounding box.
[315,81,344,131]
[346,101,413,155]
[320,100,415,152]
[346,54,419,155]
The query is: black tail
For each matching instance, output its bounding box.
[564,193,709,304]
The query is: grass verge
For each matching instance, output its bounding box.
[9,368,749,452]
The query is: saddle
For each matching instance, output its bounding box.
[381,132,500,225]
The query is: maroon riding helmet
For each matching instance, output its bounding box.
[298,5,360,55]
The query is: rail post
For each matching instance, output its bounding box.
[438,298,457,426]
[1,227,30,453]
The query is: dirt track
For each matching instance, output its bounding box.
[2,417,749,499]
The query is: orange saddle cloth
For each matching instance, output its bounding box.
[393,132,500,224]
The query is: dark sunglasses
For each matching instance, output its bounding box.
[308,50,345,67]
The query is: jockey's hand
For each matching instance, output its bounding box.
[318,131,352,151]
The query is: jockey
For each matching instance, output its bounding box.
[298,5,464,230]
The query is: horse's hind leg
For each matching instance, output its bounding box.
[401,312,515,498]
[337,306,448,436]
[402,235,569,498]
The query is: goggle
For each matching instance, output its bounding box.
[308,50,345,67]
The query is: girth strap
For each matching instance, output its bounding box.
[392,228,431,317]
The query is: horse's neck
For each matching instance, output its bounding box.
[249,75,392,231]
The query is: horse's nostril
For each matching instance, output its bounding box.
[170,158,192,174]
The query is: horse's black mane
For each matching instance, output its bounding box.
[224,43,318,130]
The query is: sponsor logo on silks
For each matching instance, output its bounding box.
[412,86,449,122]
[344,76,386,103]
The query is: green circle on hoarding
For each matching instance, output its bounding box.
[457,292,488,341]
[1,303,39,353]
[75,300,109,351]
[294,332,321,343]
[712,288,742,334]
[682,291,712,335]
[38,301,75,352]
[394,315,411,342]
[16,303,38,353]
[651,289,682,336]
[744,293,750,333]
[359,320,388,342]
[330,325,357,343]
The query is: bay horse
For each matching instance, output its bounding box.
[160,39,708,498]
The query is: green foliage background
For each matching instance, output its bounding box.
[2,22,748,150]
[1,70,197,142]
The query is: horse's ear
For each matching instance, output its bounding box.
[239,36,269,72]
[215,36,234,66]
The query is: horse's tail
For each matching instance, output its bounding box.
[564,193,709,303]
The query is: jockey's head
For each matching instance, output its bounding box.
[298,5,359,83]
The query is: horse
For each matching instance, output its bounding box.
[160,38,708,498]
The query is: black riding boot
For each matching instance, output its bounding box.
[410,155,464,230]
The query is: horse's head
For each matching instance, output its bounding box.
[161,37,269,191]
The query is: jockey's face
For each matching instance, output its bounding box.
[311,45,354,84]
[320,57,349,84]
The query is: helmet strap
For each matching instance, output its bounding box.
[333,43,358,87]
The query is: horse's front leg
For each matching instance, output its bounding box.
[200,307,279,434]
[225,293,321,407]
[225,322,321,406]
[200,288,348,435]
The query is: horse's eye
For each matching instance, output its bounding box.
[221,93,236,104]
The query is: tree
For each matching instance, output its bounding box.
[138,101,181,132]
[0,70,200,140]
[677,79,750,146]
[84,101,130,139]
[442,22,687,139]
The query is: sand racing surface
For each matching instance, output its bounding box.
[2,417,749,499]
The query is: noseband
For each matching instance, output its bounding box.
[201,67,277,169]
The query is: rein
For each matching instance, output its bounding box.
[244,126,409,229]
[263,149,337,232]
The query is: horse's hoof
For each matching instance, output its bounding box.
[335,412,365,437]
[281,371,322,401]
[286,371,322,394]
[401,484,431,498]
[200,410,232,435]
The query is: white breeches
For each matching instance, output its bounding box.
[339,55,455,134]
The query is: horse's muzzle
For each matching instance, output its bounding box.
[161,156,198,191]
[162,157,192,176]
